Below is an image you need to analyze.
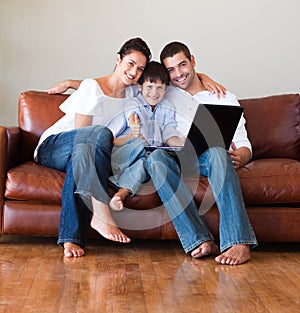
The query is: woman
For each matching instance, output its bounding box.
[35,38,152,258]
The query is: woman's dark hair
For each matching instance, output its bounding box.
[118,37,152,63]
[160,41,191,63]
[138,61,170,85]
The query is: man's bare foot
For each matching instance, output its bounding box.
[191,241,219,258]
[215,244,251,265]
[110,195,124,211]
[64,242,85,258]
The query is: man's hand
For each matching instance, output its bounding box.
[228,142,252,169]
[46,79,82,94]
[198,73,227,99]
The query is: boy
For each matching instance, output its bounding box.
[108,61,185,211]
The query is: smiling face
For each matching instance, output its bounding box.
[139,80,167,107]
[162,51,197,91]
[116,51,148,86]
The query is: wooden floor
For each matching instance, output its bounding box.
[0,236,299,313]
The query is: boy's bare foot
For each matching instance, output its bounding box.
[64,242,85,258]
[191,241,219,258]
[110,188,130,211]
[110,195,124,211]
[215,244,250,265]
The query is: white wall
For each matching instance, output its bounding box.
[1,0,299,126]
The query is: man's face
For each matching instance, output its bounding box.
[162,51,196,90]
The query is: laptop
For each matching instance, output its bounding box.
[145,103,244,157]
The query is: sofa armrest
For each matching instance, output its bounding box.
[0,126,21,170]
[0,126,21,233]
[0,126,21,197]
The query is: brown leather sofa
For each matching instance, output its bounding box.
[1,92,299,242]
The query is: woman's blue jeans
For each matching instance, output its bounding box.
[37,125,113,248]
[145,147,257,253]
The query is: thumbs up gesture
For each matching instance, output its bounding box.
[129,113,141,138]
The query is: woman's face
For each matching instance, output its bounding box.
[116,51,147,86]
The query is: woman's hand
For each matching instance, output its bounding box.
[197,73,227,99]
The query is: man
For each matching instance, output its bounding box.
[143,41,257,265]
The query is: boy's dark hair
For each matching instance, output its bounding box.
[160,41,191,64]
[118,37,152,63]
[138,61,170,85]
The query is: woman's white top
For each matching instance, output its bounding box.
[33,79,137,160]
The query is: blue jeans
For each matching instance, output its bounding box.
[109,138,149,195]
[145,147,257,253]
[37,125,113,248]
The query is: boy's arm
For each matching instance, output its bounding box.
[47,79,82,94]
[114,114,145,146]
[166,136,186,147]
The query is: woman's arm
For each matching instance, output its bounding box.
[197,73,227,98]
[75,113,92,128]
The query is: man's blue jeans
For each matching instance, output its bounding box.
[37,125,113,248]
[145,147,257,253]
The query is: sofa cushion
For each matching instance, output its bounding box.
[240,94,300,160]
[4,161,214,210]
[5,162,65,204]
[238,158,300,205]
[5,158,300,208]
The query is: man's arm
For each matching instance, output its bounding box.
[47,79,82,94]
[229,142,252,169]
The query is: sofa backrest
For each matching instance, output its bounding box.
[18,91,300,162]
[240,94,300,161]
[18,91,69,162]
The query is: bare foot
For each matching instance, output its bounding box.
[91,196,131,243]
[64,242,85,258]
[91,214,130,243]
[191,241,219,258]
[110,188,130,211]
[110,195,124,211]
[215,244,251,265]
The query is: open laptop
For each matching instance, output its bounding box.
[145,103,244,157]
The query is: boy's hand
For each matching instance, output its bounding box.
[129,114,141,138]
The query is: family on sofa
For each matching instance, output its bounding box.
[34,37,258,264]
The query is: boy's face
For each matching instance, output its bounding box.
[139,80,167,107]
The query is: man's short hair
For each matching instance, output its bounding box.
[160,41,192,64]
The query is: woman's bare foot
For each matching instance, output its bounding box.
[110,195,124,211]
[91,197,130,243]
[215,244,251,265]
[64,242,85,258]
[110,188,130,211]
[191,241,219,258]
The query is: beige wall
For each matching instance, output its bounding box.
[1,0,299,126]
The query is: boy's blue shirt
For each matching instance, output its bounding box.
[106,90,179,146]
